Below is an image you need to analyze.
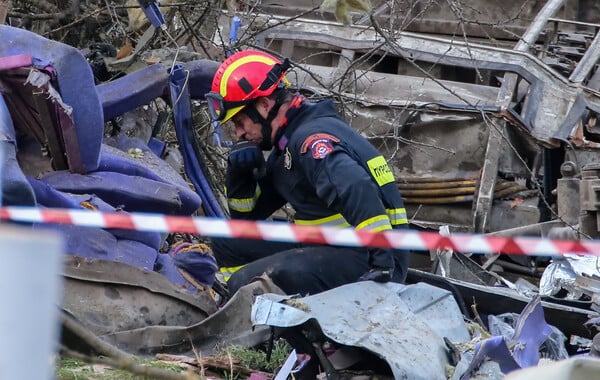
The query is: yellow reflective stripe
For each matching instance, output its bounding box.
[295,213,351,227]
[227,185,261,212]
[228,197,255,212]
[367,155,395,186]
[387,207,409,225]
[220,54,278,96]
[356,214,392,232]
[219,265,245,282]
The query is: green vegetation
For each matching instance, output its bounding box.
[223,339,292,373]
[56,356,186,380]
[56,340,292,379]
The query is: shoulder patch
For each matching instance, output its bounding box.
[300,133,340,159]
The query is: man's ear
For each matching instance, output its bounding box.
[256,97,271,117]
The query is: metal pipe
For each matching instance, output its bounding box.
[515,0,567,52]
[493,259,537,276]
[400,187,477,197]
[486,220,563,237]
[399,179,526,203]
[398,180,477,190]
[403,195,474,204]
[569,30,600,83]
[548,17,600,29]
[398,177,476,184]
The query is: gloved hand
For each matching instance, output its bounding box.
[228,140,265,172]
[359,246,395,282]
[358,267,393,283]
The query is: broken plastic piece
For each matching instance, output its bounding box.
[137,0,166,29]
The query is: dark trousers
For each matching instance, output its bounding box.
[211,237,407,295]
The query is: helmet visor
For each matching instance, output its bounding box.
[206,91,251,123]
[206,91,226,121]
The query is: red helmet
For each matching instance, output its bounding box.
[206,50,289,123]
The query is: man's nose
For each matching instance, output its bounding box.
[235,125,245,139]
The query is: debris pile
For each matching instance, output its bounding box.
[3,1,600,379]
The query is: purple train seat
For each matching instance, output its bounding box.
[0,25,103,173]
[96,59,219,122]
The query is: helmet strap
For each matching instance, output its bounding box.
[244,89,287,150]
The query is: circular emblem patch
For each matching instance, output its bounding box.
[312,140,333,159]
[300,133,340,159]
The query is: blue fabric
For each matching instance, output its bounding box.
[154,253,189,287]
[115,239,158,269]
[147,137,167,158]
[462,336,520,379]
[39,170,187,214]
[96,63,169,120]
[460,296,553,379]
[169,64,224,217]
[171,242,218,287]
[32,223,157,269]
[183,59,220,100]
[512,296,553,367]
[27,177,162,249]
[99,137,202,214]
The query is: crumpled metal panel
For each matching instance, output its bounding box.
[62,256,217,336]
[252,281,470,380]
[101,274,285,356]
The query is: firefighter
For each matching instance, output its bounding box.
[205,50,411,295]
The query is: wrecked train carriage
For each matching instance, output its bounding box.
[245,13,600,241]
[258,0,600,41]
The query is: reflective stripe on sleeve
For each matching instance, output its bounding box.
[387,207,409,226]
[227,185,261,212]
[356,214,393,232]
[294,213,351,228]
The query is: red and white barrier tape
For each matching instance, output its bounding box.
[0,206,598,256]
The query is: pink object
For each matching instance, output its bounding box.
[0,53,32,71]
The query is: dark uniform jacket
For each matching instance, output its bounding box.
[225,98,409,271]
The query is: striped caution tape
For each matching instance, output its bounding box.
[0,206,599,256]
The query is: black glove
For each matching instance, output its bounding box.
[358,246,395,282]
[358,267,393,283]
[228,140,265,172]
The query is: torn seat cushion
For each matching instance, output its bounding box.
[0,25,103,173]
